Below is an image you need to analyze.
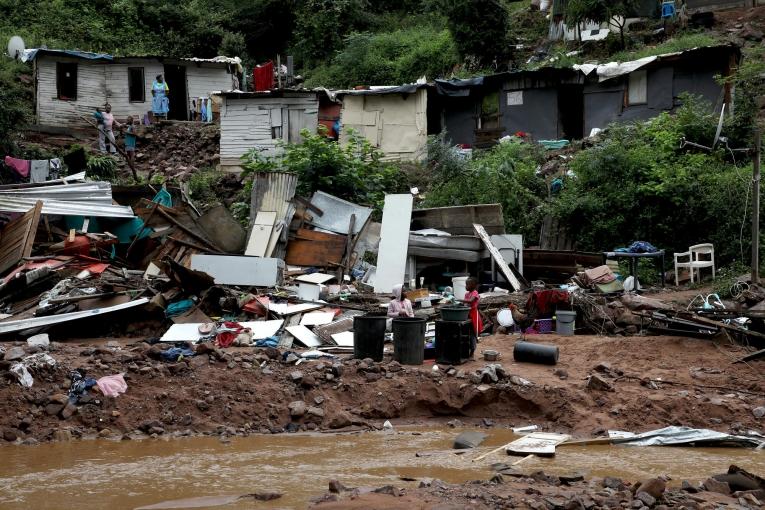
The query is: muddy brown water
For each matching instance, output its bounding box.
[2,428,764,509]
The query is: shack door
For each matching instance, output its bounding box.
[558,85,584,140]
[163,64,188,121]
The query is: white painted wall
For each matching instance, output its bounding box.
[35,56,231,127]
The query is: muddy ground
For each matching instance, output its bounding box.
[1,309,763,446]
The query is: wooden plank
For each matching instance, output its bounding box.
[285,228,345,267]
[245,211,277,257]
[0,201,42,275]
[474,223,525,291]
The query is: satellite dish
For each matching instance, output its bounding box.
[712,103,726,148]
[7,36,25,60]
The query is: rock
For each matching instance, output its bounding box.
[27,334,50,349]
[553,368,568,380]
[373,485,401,497]
[45,403,65,416]
[327,411,353,429]
[325,373,334,381]
[98,428,112,438]
[703,477,731,495]
[635,478,666,499]
[476,384,491,393]
[742,23,764,41]
[753,406,765,419]
[249,491,282,502]
[331,363,344,377]
[148,426,165,435]
[263,347,280,359]
[48,394,70,405]
[306,406,325,418]
[53,428,73,442]
[301,375,317,388]
[285,353,299,364]
[447,419,463,428]
[603,477,626,490]
[60,402,78,419]
[681,480,699,493]
[290,370,303,382]
[636,491,656,507]
[284,422,300,433]
[586,374,614,392]
[482,418,494,427]
[453,431,487,449]
[195,400,210,412]
[314,396,325,405]
[288,400,307,417]
[4,346,25,361]
[329,480,348,493]
[3,428,18,442]
[365,372,381,382]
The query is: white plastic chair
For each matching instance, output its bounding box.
[674,243,715,285]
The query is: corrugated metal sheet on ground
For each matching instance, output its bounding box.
[0,181,134,218]
[308,191,372,235]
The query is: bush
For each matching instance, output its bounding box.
[85,155,118,180]
[240,127,408,214]
[305,25,458,88]
[423,135,547,242]
[544,96,754,266]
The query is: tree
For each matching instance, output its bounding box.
[440,0,509,67]
[564,0,638,48]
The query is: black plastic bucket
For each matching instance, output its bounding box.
[513,340,559,365]
[353,315,387,362]
[392,317,426,365]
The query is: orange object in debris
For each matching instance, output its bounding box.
[62,235,90,256]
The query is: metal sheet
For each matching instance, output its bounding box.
[0,298,149,334]
[308,191,372,235]
[189,255,283,287]
[286,325,323,347]
[249,172,298,257]
[0,197,134,218]
[0,180,134,218]
[375,194,413,293]
[610,426,765,448]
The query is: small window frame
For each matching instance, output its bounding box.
[56,62,78,101]
[128,67,146,103]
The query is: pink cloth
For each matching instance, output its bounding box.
[4,156,30,178]
[387,298,414,318]
[96,374,127,397]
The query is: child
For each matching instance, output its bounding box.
[463,277,482,355]
[124,116,137,166]
[387,284,414,319]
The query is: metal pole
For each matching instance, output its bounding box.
[753,128,761,284]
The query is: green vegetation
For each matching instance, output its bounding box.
[240,127,408,216]
[424,134,547,243]
[0,59,31,155]
[608,32,722,62]
[304,25,458,88]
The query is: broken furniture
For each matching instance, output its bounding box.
[0,201,42,274]
[602,250,666,288]
[674,243,715,284]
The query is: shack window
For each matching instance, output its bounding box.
[56,63,77,101]
[628,70,647,105]
[128,67,145,102]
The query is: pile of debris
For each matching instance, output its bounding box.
[136,123,220,180]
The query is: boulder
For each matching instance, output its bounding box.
[4,346,25,362]
[288,401,307,417]
[635,478,666,499]
[453,431,487,449]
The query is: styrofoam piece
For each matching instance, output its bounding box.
[299,312,335,326]
[298,282,321,301]
[295,272,336,284]
[266,302,322,315]
[189,255,283,287]
[160,320,284,343]
[374,194,413,293]
[330,331,354,347]
[286,325,323,347]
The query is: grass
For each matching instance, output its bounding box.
[608,32,723,63]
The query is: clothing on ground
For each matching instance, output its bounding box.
[96,374,127,397]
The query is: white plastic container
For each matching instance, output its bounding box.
[452,276,469,300]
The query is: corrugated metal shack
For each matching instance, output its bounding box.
[217,90,320,170]
[432,44,739,146]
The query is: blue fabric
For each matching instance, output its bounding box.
[165,299,194,318]
[662,2,676,18]
[615,241,659,253]
[255,336,279,348]
[160,346,196,362]
[152,188,173,207]
[551,177,563,193]
[23,49,113,63]
[125,126,137,149]
[152,81,169,115]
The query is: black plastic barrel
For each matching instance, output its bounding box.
[392,317,426,365]
[513,341,559,365]
[353,315,387,362]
